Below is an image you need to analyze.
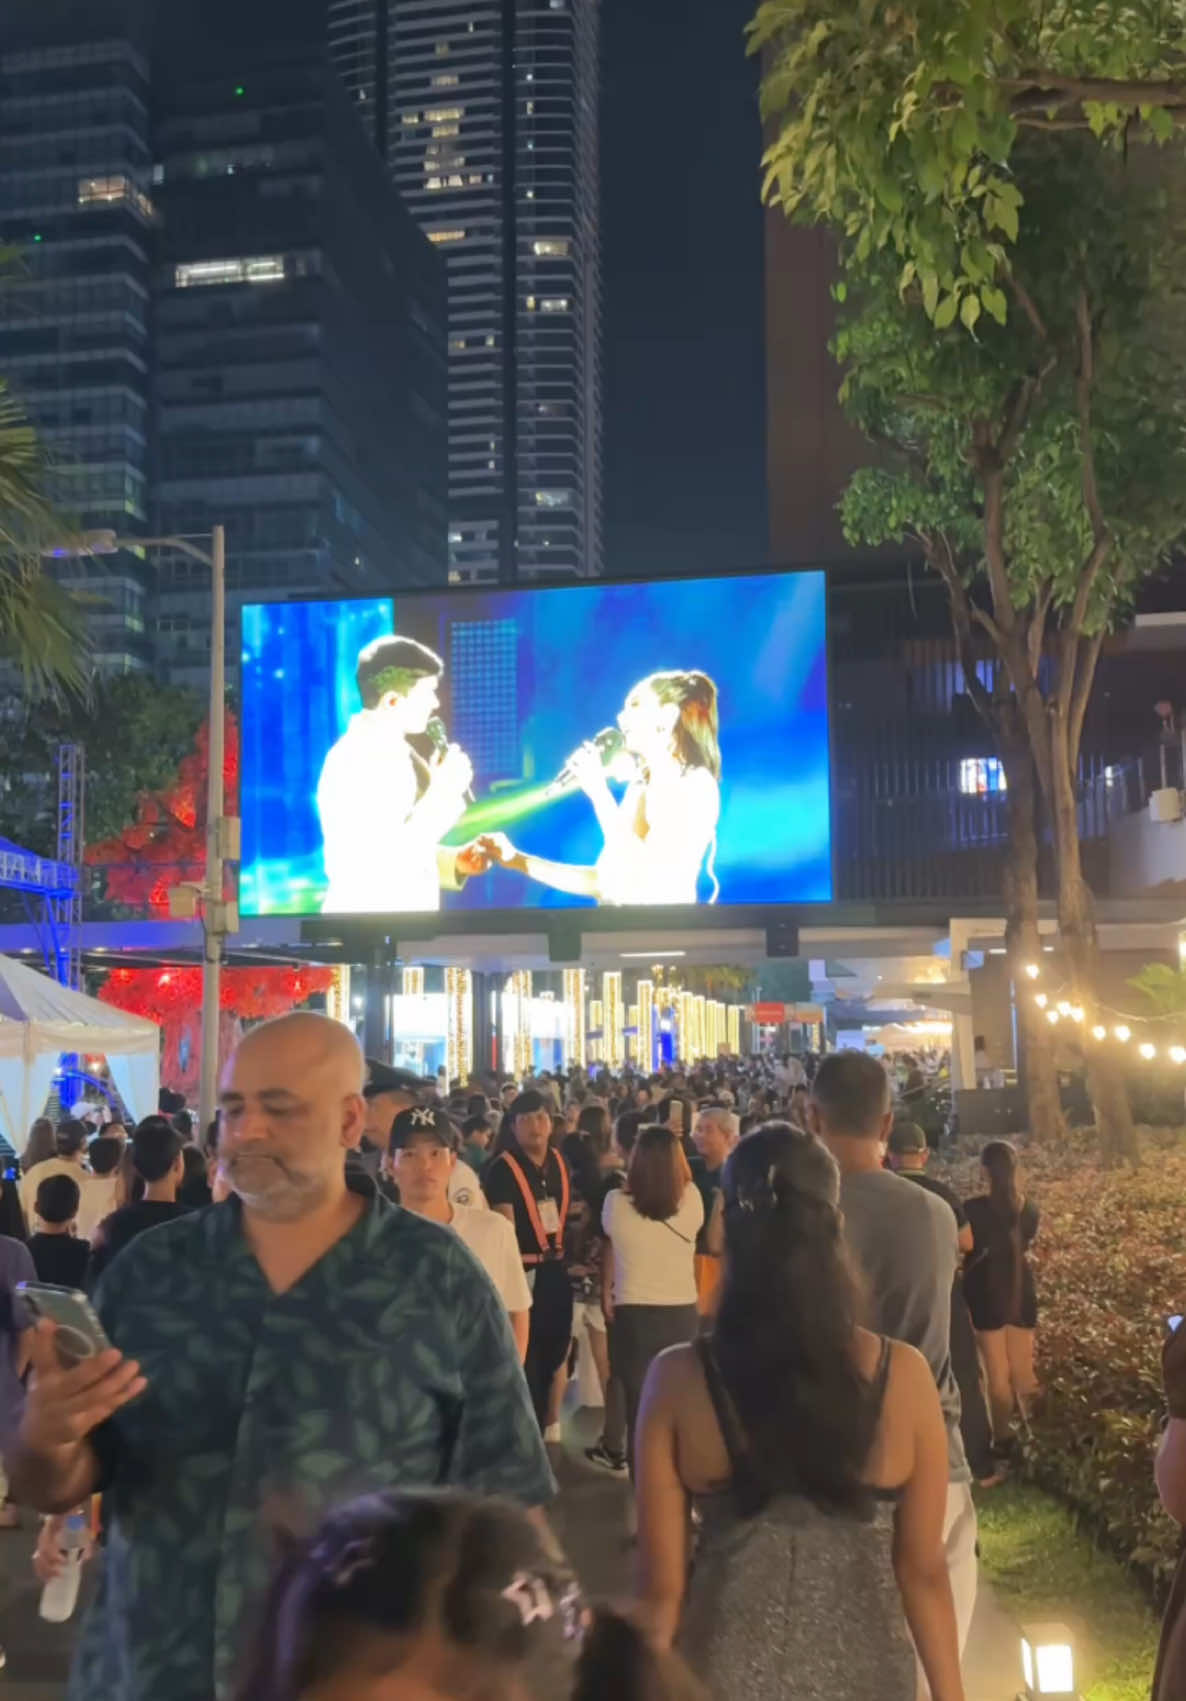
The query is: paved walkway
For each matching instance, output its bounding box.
[0,1411,1023,1698]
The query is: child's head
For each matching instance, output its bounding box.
[36,1173,81,1230]
[237,1489,701,1701]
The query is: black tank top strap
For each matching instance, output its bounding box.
[696,1335,767,1514]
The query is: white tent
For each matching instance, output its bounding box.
[0,955,160,1146]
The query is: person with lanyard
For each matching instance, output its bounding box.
[483,1090,572,1434]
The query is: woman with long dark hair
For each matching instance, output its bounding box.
[634,1123,962,1701]
[602,1125,702,1473]
[20,1117,55,1174]
[484,671,723,906]
[963,1139,1039,1443]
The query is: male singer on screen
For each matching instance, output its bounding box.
[316,636,487,913]
[485,670,722,906]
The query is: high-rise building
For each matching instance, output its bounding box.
[0,0,449,686]
[0,0,155,672]
[151,37,448,688]
[330,0,603,584]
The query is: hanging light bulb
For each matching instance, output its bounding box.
[1069,1006,1085,1023]
[1034,993,1049,1009]
[1024,963,1040,980]
[1046,1010,1060,1025]
[1091,1025,1107,1041]
[1113,1025,1131,1043]
[1171,1046,1186,1065]
[1140,1042,1157,1061]
[1057,1001,1072,1017]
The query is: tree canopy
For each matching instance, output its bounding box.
[751,0,1186,328]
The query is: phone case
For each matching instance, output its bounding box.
[17,1284,111,1364]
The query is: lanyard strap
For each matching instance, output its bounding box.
[501,1151,570,1263]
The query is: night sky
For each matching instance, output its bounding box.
[600,0,768,580]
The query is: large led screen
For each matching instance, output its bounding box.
[240,571,831,916]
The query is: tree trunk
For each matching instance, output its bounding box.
[999,730,1066,1143]
[1049,710,1139,1164]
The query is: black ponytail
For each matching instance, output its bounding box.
[713,1122,880,1515]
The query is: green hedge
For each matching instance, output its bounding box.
[944,1131,1185,1599]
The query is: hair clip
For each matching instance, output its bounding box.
[316,1534,376,1589]
[502,1571,555,1627]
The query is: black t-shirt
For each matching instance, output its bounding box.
[900,1169,967,1229]
[963,1194,1039,1331]
[88,1200,191,1287]
[482,1142,569,1264]
[28,1233,90,1290]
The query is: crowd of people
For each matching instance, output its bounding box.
[0,1023,1108,1701]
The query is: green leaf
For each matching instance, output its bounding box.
[982,284,1007,325]
[921,271,940,318]
[960,293,981,332]
[932,292,958,329]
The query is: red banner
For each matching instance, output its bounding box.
[750,1002,788,1025]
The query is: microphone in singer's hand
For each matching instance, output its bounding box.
[426,716,474,804]
[545,727,627,799]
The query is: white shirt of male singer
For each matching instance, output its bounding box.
[450,1204,533,1316]
[317,713,448,914]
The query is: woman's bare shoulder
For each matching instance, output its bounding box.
[644,1340,703,1404]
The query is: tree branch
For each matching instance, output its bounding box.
[998,73,1186,109]
[923,532,997,727]
[1026,581,1054,675]
[1075,288,1107,549]
[1007,274,1050,345]
[1068,629,1106,772]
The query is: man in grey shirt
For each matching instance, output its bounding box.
[810,1051,978,1657]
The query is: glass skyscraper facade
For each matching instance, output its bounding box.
[330,0,602,584]
[0,23,155,671]
[0,0,449,684]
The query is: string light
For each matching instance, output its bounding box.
[1171,1046,1186,1065]
[1057,1001,1072,1017]
[1140,1042,1157,1060]
[1034,993,1049,1009]
[1070,1006,1085,1023]
[1092,1025,1107,1041]
[1020,955,1186,1065]
[1024,963,1041,980]
[1114,1024,1131,1043]
[1047,1010,1060,1024]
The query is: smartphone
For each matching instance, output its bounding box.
[17,1284,112,1367]
[1169,1315,1184,1335]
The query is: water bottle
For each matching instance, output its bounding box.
[38,1509,89,1623]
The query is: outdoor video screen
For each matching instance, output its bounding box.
[239,571,831,916]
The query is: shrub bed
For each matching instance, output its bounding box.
[942,1130,1186,1600]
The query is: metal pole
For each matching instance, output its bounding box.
[199,523,226,1135]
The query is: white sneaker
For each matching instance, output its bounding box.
[543,1422,562,1443]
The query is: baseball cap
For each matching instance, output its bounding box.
[363,1060,424,1099]
[888,1120,928,1154]
[389,1104,455,1150]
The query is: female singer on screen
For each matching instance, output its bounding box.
[485,671,722,906]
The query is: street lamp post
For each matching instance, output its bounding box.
[52,526,234,1131]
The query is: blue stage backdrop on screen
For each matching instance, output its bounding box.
[239,571,831,915]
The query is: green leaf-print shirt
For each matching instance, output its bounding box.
[68,1192,555,1701]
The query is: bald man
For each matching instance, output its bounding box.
[10,1012,553,1701]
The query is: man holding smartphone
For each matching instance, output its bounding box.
[7,1011,552,1701]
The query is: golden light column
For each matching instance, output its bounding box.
[509,969,534,1079]
[677,991,695,1064]
[446,966,473,1086]
[402,965,425,997]
[602,971,624,1069]
[693,995,707,1061]
[636,979,654,1073]
[562,968,586,1067]
[589,1000,603,1063]
[325,964,350,1024]
[727,1002,741,1055]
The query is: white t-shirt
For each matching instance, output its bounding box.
[74,1174,121,1242]
[450,1205,532,1315]
[602,1183,703,1307]
[449,1160,486,1211]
